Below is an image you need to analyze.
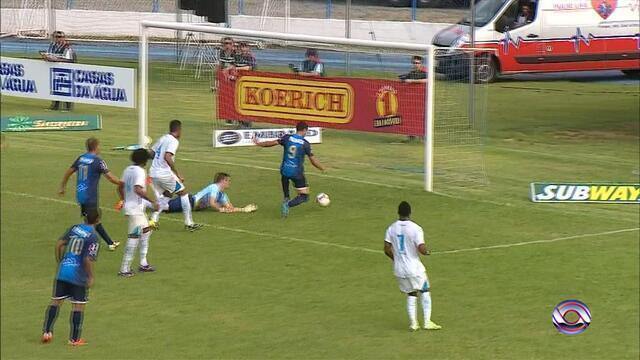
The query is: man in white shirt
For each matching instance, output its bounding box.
[384,201,442,331]
[148,120,202,232]
[118,149,158,277]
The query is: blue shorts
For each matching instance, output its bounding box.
[282,174,308,189]
[52,279,88,304]
[166,195,195,213]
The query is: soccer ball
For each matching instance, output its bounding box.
[316,193,330,207]
[143,136,153,148]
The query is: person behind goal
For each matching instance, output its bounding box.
[148,120,202,232]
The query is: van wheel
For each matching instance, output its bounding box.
[475,54,498,83]
[622,70,640,78]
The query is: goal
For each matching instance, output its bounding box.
[138,20,489,193]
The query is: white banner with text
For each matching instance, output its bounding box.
[214,127,322,148]
[1,57,135,108]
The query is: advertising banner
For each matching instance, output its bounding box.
[530,182,640,203]
[217,71,425,136]
[1,57,135,108]
[1,114,102,132]
[214,127,322,148]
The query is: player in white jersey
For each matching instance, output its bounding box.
[148,120,202,232]
[117,149,159,277]
[384,201,442,331]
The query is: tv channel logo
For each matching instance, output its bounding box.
[552,300,591,335]
[50,68,73,97]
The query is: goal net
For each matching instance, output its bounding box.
[139,21,489,193]
[1,0,50,38]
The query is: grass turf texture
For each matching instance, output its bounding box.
[1,58,639,359]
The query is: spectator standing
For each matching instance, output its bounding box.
[41,31,76,112]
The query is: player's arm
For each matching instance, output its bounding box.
[83,256,95,288]
[163,152,183,181]
[102,171,121,186]
[303,142,325,171]
[384,242,394,260]
[416,229,430,256]
[252,138,279,147]
[309,155,325,172]
[418,243,430,256]
[55,238,67,263]
[134,185,158,210]
[59,166,77,196]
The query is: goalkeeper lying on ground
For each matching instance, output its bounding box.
[143,172,257,215]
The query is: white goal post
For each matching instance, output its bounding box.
[138,20,437,191]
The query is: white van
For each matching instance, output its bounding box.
[432,0,640,81]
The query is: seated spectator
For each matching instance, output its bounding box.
[513,4,533,28]
[399,56,427,84]
[291,49,325,77]
[234,42,256,71]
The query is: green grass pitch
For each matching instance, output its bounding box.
[1,58,639,359]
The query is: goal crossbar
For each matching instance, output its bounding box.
[138,20,436,190]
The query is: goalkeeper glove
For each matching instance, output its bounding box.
[241,204,258,213]
[114,200,124,211]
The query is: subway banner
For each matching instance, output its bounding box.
[217,71,426,136]
[530,183,640,203]
[1,56,135,108]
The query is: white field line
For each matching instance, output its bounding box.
[432,227,639,255]
[180,157,408,189]
[2,191,638,257]
[4,140,639,224]
[0,190,380,254]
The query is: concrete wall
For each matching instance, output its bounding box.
[1,8,449,44]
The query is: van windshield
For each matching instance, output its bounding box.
[459,0,510,27]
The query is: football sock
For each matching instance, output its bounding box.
[43,304,59,333]
[281,177,290,199]
[120,237,139,273]
[420,291,432,324]
[287,194,309,207]
[181,195,194,226]
[70,311,83,341]
[407,295,418,327]
[95,223,114,246]
[150,195,166,222]
[139,231,152,267]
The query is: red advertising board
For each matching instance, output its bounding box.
[217,71,426,136]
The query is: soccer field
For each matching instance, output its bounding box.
[1,57,639,358]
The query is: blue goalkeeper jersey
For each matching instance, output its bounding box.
[56,224,99,286]
[278,134,313,178]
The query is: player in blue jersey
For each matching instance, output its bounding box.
[147,172,257,214]
[41,208,100,346]
[59,138,122,251]
[253,121,325,217]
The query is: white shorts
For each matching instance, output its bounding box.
[396,271,430,293]
[152,173,185,195]
[127,214,149,237]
